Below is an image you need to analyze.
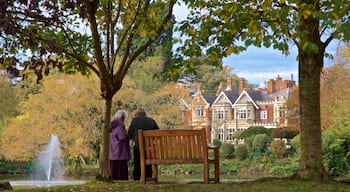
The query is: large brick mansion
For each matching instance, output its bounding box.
[179,75,298,144]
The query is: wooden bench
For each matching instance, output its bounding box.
[138,128,220,184]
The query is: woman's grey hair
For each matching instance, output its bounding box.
[114,110,128,120]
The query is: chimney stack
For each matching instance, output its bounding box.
[239,78,245,93]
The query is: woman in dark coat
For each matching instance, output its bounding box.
[109,110,130,180]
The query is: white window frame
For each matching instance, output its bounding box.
[260,110,267,119]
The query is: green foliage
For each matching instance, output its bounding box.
[235,144,248,160]
[322,126,350,176]
[244,137,254,149]
[290,135,301,155]
[220,143,235,159]
[240,127,272,139]
[127,56,165,94]
[252,134,270,153]
[0,73,20,130]
[212,139,222,147]
[270,164,299,177]
[270,140,286,159]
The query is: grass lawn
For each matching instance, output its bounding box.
[10,178,350,192]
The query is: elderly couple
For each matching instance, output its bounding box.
[109,108,159,180]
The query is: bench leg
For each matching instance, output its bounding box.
[153,164,158,184]
[214,161,220,183]
[203,162,209,184]
[140,162,146,184]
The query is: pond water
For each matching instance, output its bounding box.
[0,175,91,189]
[1,174,250,189]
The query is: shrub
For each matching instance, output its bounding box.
[271,140,286,159]
[235,144,248,160]
[322,132,350,176]
[252,134,270,153]
[240,126,272,139]
[220,143,235,159]
[290,134,300,155]
[212,138,222,147]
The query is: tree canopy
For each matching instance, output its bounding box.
[0,0,176,181]
[176,0,350,182]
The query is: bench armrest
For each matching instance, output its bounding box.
[207,146,220,160]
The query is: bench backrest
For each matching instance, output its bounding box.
[138,128,208,164]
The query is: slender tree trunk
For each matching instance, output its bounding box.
[97,96,113,181]
[296,0,330,182]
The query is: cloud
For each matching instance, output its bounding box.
[223,46,299,84]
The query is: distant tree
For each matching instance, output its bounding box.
[128,56,165,94]
[177,0,350,181]
[144,83,190,129]
[196,65,239,95]
[0,72,101,163]
[0,72,20,130]
[285,87,300,131]
[1,0,176,181]
[320,63,350,129]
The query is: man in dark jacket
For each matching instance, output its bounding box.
[128,108,159,180]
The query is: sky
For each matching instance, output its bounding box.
[173,4,340,86]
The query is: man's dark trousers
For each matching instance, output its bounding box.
[133,146,152,180]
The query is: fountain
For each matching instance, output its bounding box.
[9,134,86,188]
[34,134,64,181]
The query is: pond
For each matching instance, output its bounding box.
[0,175,91,189]
[1,173,251,189]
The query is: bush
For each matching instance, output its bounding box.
[322,132,350,176]
[235,144,248,160]
[212,138,222,147]
[220,143,235,159]
[252,134,270,153]
[290,134,300,155]
[271,140,286,159]
[240,127,272,139]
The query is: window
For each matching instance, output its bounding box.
[194,106,204,117]
[215,110,229,120]
[260,111,267,119]
[217,111,224,119]
[226,129,235,141]
[238,109,250,119]
[217,129,223,141]
[279,107,285,118]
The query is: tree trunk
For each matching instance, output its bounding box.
[296,0,330,182]
[96,96,113,181]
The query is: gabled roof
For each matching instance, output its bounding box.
[212,88,240,106]
[203,95,216,105]
[245,89,273,102]
[191,88,215,107]
[233,90,270,109]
